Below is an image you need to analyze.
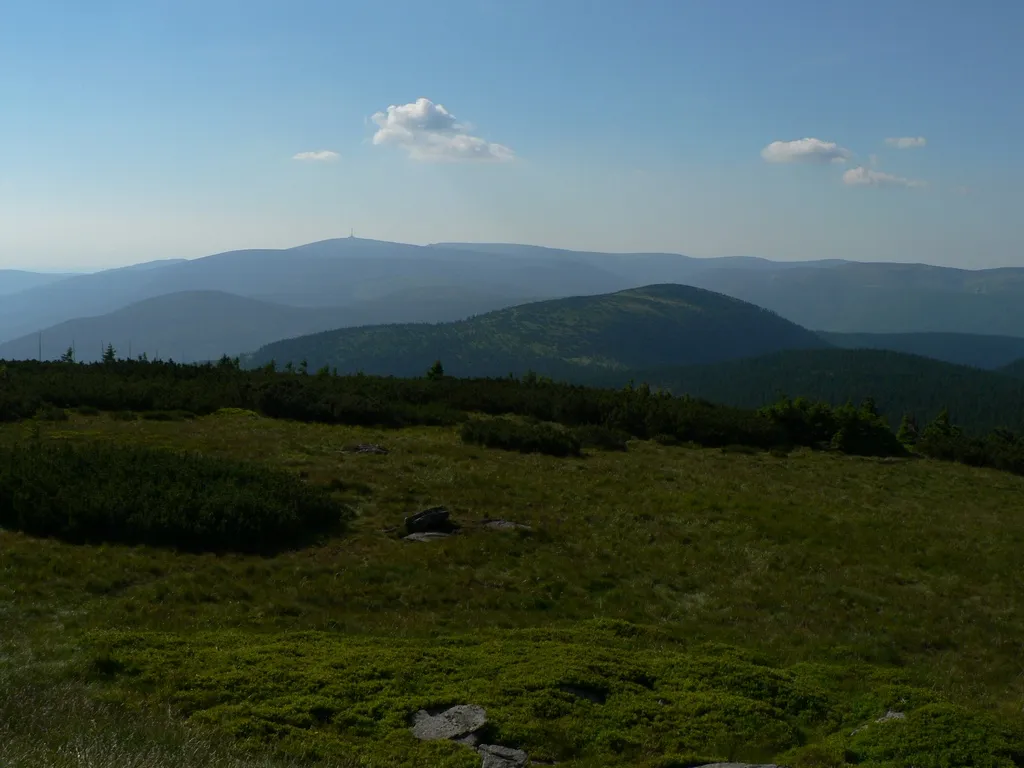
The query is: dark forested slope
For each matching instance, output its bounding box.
[820,330,1024,369]
[619,348,1024,435]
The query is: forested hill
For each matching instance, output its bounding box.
[1001,359,1024,378]
[243,284,829,377]
[613,348,1024,436]
[819,331,1024,370]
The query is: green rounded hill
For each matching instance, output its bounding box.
[244,284,829,377]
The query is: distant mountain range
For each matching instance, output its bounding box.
[684,262,1024,336]
[0,287,531,364]
[0,269,77,296]
[241,284,830,376]
[5,237,1024,370]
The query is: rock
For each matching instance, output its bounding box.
[410,704,487,741]
[344,443,389,454]
[455,732,482,748]
[404,532,452,543]
[876,709,906,723]
[405,505,454,534]
[479,744,529,768]
[481,519,533,532]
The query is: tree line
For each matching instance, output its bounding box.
[1,356,1022,475]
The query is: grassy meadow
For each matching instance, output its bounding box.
[2,409,1024,766]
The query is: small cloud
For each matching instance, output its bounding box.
[868,153,880,167]
[371,97,514,162]
[884,136,927,149]
[760,137,852,164]
[843,166,927,188]
[293,150,340,162]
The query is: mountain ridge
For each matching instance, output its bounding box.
[242,283,830,376]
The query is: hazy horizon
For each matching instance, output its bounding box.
[2,0,1021,271]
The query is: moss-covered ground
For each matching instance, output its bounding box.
[2,410,1023,766]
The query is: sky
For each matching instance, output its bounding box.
[1,0,1022,270]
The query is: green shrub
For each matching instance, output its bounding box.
[721,444,760,455]
[461,417,581,457]
[34,405,69,422]
[111,410,138,421]
[574,424,630,452]
[0,441,349,553]
[829,401,906,458]
[141,410,195,422]
[75,405,101,416]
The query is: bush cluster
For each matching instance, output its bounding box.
[573,424,631,452]
[915,409,1024,474]
[461,417,582,457]
[2,359,1023,476]
[760,396,906,457]
[0,441,348,553]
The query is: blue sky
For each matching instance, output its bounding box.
[0,0,1021,270]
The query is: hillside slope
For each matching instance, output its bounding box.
[1001,358,1024,378]
[819,330,1024,369]
[620,348,1024,435]
[0,269,75,296]
[0,288,530,364]
[243,284,831,376]
[686,261,1024,335]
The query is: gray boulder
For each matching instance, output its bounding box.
[480,744,529,768]
[410,704,487,741]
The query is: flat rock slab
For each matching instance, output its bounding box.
[410,704,487,741]
[481,519,533,532]
[404,532,452,543]
[406,506,453,534]
[344,443,389,455]
[480,744,529,768]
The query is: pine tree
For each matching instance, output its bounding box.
[102,344,117,364]
[897,413,919,445]
[426,360,445,381]
[59,346,75,363]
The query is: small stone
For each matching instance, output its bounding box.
[481,519,533,532]
[404,532,452,543]
[405,506,454,534]
[410,704,487,741]
[479,744,529,768]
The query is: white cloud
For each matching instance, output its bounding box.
[371,97,514,162]
[293,150,340,162]
[868,153,880,167]
[884,136,927,149]
[842,166,927,188]
[760,137,852,164]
